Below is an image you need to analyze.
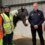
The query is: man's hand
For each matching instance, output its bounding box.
[34,25,38,29]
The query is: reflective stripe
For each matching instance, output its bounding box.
[4,21,13,24]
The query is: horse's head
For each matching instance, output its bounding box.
[10,10,18,17]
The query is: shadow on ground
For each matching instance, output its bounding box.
[13,38,45,45]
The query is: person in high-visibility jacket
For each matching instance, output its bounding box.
[0,13,3,45]
[1,6,14,45]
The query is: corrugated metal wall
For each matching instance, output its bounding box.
[10,4,45,17]
[2,0,44,6]
[2,0,45,17]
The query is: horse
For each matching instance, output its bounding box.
[10,8,28,27]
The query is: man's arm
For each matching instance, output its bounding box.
[38,11,44,25]
[2,18,5,34]
[28,12,35,26]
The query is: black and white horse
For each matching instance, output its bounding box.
[10,8,28,27]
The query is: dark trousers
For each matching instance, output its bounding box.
[3,32,13,45]
[31,25,44,45]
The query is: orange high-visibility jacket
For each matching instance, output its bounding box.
[0,15,3,39]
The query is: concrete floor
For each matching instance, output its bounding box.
[13,21,45,40]
[13,38,45,45]
[13,21,45,45]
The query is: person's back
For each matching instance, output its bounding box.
[0,14,3,45]
[0,15,3,38]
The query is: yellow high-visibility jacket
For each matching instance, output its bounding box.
[1,13,14,34]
